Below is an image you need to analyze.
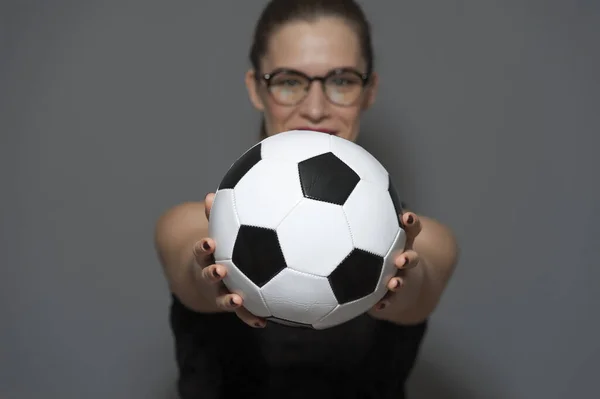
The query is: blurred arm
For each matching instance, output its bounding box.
[376,215,459,325]
[154,201,220,313]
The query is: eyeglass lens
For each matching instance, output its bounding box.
[267,70,365,106]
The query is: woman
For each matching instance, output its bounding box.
[154,1,459,398]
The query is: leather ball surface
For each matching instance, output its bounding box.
[208,130,406,329]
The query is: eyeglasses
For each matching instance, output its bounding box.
[257,68,371,107]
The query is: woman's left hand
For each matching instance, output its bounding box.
[368,211,422,315]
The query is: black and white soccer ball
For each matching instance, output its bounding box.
[208,130,407,330]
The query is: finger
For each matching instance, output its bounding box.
[401,212,422,242]
[204,193,215,220]
[215,291,243,311]
[235,307,267,328]
[214,285,266,327]
[395,249,420,270]
[199,263,227,284]
[372,297,391,313]
[193,237,215,264]
[387,277,404,292]
[371,284,396,312]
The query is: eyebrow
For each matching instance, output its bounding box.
[264,65,365,74]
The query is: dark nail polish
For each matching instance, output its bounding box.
[377,302,386,311]
[202,241,211,251]
[254,322,263,328]
[407,215,414,224]
[229,298,236,306]
[212,269,220,278]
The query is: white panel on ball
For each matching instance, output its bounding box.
[208,189,240,261]
[260,130,332,162]
[380,228,406,291]
[383,228,407,273]
[312,293,381,330]
[343,179,401,257]
[233,158,304,229]
[276,198,354,277]
[219,260,272,318]
[329,135,389,189]
[260,268,338,325]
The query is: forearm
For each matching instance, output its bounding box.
[154,202,220,313]
[376,216,459,325]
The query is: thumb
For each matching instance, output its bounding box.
[204,192,215,221]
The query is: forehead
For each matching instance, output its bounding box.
[263,17,364,74]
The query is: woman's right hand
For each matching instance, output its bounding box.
[191,193,267,329]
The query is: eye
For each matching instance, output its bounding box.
[271,73,306,88]
[330,75,362,87]
[281,79,301,86]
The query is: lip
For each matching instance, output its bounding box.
[294,127,339,135]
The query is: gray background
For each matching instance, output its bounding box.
[1,1,598,398]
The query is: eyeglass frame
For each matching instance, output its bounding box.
[254,67,372,107]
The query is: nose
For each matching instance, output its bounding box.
[298,81,329,122]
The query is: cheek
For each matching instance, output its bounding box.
[338,107,363,127]
[264,101,295,130]
[336,107,363,140]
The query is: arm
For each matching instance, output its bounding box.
[154,201,220,313]
[374,214,460,325]
[155,197,270,328]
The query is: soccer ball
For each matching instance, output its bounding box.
[208,130,407,329]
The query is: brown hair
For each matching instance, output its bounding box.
[249,0,375,140]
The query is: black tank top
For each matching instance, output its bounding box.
[169,294,427,399]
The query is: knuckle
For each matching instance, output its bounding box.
[199,266,210,280]
[192,246,202,260]
[202,266,218,282]
[218,297,230,310]
[225,295,237,308]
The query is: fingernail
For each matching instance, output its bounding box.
[212,268,220,278]
[391,279,399,290]
[229,298,237,307]
[376,302,386,311]
[407,215,414,224]
[202,241,211,251]
[254,322,263,328]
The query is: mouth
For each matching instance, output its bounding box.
[294,127,339,135]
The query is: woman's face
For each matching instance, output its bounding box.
[245,16,378,143]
